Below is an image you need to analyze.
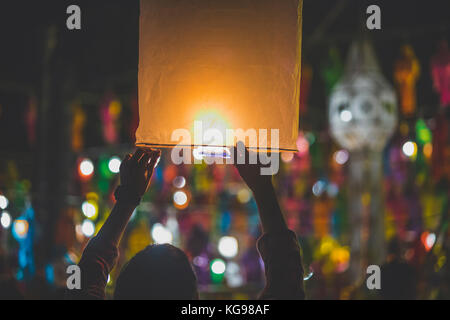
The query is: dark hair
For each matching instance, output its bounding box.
[114,244,198,300]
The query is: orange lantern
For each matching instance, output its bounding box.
[394,45,420,117]
[136,0,303,155]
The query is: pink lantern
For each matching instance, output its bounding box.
[431,41,450,107]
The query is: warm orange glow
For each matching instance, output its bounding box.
[14,219,29,238]
[423,142,433,158]
[136,0,302,152]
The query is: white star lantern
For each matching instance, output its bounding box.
[329,39,397,152]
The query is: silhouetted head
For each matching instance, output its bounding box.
[387,237,401,258]
[114,244,198,300]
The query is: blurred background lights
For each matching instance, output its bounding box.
[237,188,251,204]
[108,156,121,173]
[305,131,316,145]
[281,152,294,163]
[173,176,186,189]
[326,183,339,197]
[296,133,310,156]
[0,195,8,209]
[173,190,188,207]
[193,255,209,268]
[81,201,98,219]
[426,233,436,248]
[13,219,29,239]
[81,219,95,237]
[312,180,327,197]
[225,261,243,288]
[151,223,173,244]
[79,158,94,176]
[339,110,353,122]
[423,142,433,158]
[421,231,436,251]
[211,258,226,275]
[402,141,417,157]
[1,211,11,228]
[218,236,239,258]
[334,149,349,165]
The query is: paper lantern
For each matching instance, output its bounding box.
[394,45,420,117]
[328,38,398,281]
[136,0,302,154]
[321,47,344,95]
[431,41,450,108]
[100,94,122,145]
[329,39,397,152]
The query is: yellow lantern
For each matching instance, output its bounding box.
[136,0,303,156]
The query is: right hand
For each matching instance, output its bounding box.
[119,148,161,198]
[231,141,272,192]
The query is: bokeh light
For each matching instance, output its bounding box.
[13,219,29,240]
[281,152,294,163]
[211,258,226,275]
[173,190,189,209]
[81,220,95,237]
[237,188,251,204]
[296,133,309,156]
[218,236,239,258]
[423,142,432,158]
[151,223,173,244]
[79,158,94,177]
[173,176,186,189]
[402,141,417,157]
[81,201,98,219]
[1,211,11,228]
[0,195,8,209]
[333,149,349,165]
[312,180,327,197]
[108,156,121,173]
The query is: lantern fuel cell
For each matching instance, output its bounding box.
[137,0,302,153]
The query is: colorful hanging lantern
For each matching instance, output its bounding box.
[329,39,397,152]
[431,41,450,108]
[136,0,303,154]
[321,47,344,95]
[71,102,86,152]
[415,119,432,146]
[432,113,449,180]
[100,94,122,145]
[394,45,420,117]
[328,38,398,281]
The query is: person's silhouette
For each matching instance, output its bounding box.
[66,145,305,300]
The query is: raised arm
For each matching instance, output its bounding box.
[96,148,161,247]
[232,142,287,234]
[232,142,305,300]
[66,148,160,299]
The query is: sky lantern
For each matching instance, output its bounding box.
[136,0,303,156]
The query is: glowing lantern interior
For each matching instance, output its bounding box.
[136,0,303,153]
